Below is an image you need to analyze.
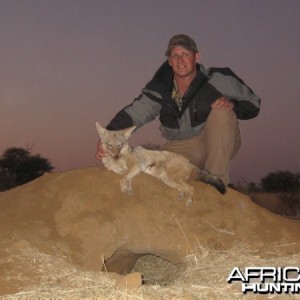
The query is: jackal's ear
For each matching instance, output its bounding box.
[123,126,136,140]
[95,122,107,138]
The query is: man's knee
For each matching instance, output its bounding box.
[207,109,238,128]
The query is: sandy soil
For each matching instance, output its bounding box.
[1,166,300,297]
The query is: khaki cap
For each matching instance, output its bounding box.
[165,34,198,56]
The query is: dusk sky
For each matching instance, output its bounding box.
[1,0,299,185]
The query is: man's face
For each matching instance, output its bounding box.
[168,46,200,79]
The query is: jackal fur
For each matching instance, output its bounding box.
[96,122,225,206]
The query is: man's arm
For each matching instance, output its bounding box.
[106,90,162,130]
[208,67,261,120]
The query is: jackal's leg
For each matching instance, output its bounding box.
[120,165,141,196]
[184,184,194,207]
[159,174,194,206]
[173,182,194,206]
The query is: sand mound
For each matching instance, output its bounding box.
[1,166,300,296]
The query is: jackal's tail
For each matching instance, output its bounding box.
[195,169,226,194]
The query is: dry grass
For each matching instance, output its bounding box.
[1,242,300,299]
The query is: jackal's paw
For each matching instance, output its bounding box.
[185,199,193,207]
[120,179,132,195]
[125,189,134,197]
[120,185,126,193]
[177,192,185,201]
[121,186,134,196]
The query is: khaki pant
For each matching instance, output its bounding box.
[162,109,242,185]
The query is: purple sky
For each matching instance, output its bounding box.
[0,0,299,185]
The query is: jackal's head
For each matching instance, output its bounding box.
[95,122,136,159]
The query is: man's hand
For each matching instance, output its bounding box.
[211,96,234,110]
[95,140,106,160]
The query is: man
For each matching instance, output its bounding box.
[96,34,260,185]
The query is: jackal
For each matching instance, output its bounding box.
[95,122,225,206]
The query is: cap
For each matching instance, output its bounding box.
[165,34,198,56]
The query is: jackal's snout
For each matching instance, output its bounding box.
[112,153,120,160]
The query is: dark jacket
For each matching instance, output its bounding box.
[107,61,261,140]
